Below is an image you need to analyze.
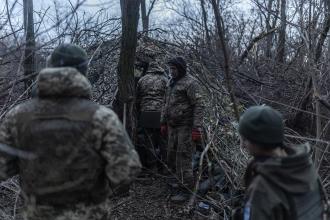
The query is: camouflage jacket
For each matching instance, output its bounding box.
[0,67,141,205]
[136,69,168,112]
[161,74,204,128]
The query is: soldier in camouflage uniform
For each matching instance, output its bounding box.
[160,56,204,202]
[233,105,327,220]
[0,44,141,220]
[136,61,168,172]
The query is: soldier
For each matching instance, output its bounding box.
[0,44,141,220]
[134,43,157,83]
[136,61,168,173]
[161,56,204,202]
[233,105,327,220]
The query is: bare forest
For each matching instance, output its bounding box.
[1,0,330,219]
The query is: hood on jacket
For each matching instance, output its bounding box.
[167,57,187,79]
[146,61,164,74]
[252,143,318,194]
[36,67,92,99]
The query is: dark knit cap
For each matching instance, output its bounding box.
[238,105,284,147]
[50,44,88,75]
[167,56,187,75]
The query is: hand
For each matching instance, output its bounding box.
[160,124,168,137]
[192,128,203,142]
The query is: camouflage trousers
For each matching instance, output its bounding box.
[167,125,195,190]
[136,127,166,170]
[22,199,111,220]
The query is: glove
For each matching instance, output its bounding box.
[192,128,203,142]
[160,124,168,137]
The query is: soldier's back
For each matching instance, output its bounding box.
[138,72,167,112]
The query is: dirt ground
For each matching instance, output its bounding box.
[109,175,221,220]
[0,175,225,220]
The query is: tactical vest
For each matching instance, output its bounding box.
[16,98,109,206]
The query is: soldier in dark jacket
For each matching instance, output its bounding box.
[233,105,327,220]
[161,56,204,202]
[136,61,168,172]
[0,44,141,220]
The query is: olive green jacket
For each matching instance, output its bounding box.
[235,144,325,220]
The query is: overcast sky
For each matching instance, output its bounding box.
[0,0,252,39]
[1,0,252,20]
[31,0,252,12]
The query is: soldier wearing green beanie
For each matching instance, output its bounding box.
[48,43,89,75]
[31,44,89,97]
[233,105,327,220]
[238,105,284,152]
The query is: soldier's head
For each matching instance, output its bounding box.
[48,44,88,75]
[167,56,186,79]
[238,105,284,156]
[147,61,164,73]
[135,57,149,78]
[135,43,158,78]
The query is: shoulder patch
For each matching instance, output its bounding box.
[243,201,251,220]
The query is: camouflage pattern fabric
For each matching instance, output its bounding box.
[136,64,168,112]
[160,74,204,128]
[135,43,161,64]
[146,61,165,73]
[0,67,141,218]
[161,73,204,191]
[37,67,92,98]
[136,62,167,169]
[22,199,112,220]
[167,125,195,189]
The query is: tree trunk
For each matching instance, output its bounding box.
[116,0,141,138]
[210,0,239,121]
[276,0,286,63]
[265,0,274,58]
[315,0,330,62]
[200,0,211,51]
[141,0,149,35]
[23,0,35,90]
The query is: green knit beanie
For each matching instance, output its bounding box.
[50,44,88,75]
[238,105,284,147]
